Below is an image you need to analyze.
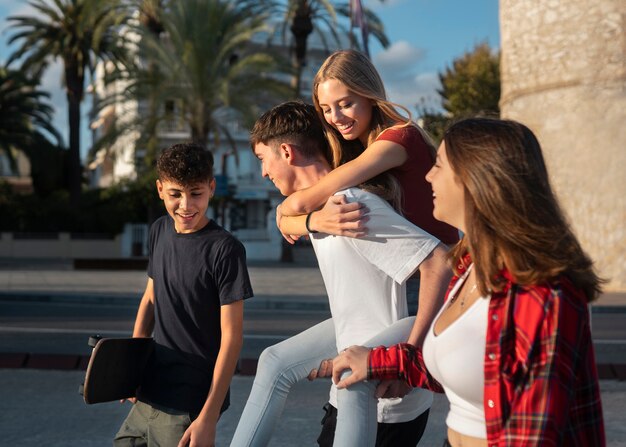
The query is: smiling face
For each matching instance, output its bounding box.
[316,78,373,146]
[156,178,214,233]
[425,142,466,232]
[253,142,297,196]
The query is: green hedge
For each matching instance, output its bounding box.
[0,176,164,234]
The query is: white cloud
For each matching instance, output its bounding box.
[373,40,425,74]
[367,0,410,11]
[382,70,443,115]
[371,40,441,114]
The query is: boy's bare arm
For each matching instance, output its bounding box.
[177,299,244,447]
[406,244,452,347]
[132,278,155,338]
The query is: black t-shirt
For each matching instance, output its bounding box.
[138,216,253,415]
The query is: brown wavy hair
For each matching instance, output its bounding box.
[312,49,436,168]
[444,118,602,301]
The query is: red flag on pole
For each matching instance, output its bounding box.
[350,0,370,57]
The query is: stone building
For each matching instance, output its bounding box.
[499,0,626,290]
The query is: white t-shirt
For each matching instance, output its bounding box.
[311,187,440,423]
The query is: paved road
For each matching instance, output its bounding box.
[3,369,626,447]
[0,254,625,445]
[0,299,331,360]
[0,297,624,364]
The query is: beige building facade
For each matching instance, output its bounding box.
[499,0,626,290]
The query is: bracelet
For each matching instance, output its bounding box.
[305,211,318,234]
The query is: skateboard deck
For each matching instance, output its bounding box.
[80,336,154,404]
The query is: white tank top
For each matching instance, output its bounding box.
[422,267,490,439]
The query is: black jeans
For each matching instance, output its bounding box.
[316,402,430,447]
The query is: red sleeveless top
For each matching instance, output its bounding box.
[377,125,459,245]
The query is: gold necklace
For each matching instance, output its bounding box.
[459,283,477,310]
[448,264,477,310]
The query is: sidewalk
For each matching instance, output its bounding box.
[1,252,626,378]
[1,253,624,310]
[2,370,626,446]
[1,252,626,445]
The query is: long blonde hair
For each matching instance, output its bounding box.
[312,49,435,168]
[445,118,603,301]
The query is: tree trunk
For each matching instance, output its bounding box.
[65,63,84,207]
[293,60,304,98]
[290,2,313,99]
[142,89,160,172]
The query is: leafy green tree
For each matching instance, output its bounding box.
[7,0,130,205]
[417,110,449,145]
[0,66,67,195]
[417,42,500,144]
[439,42,500,117]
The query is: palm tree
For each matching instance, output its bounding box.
[135,0,166,171]
[268,1,389,261]
[335,1,389,56]
[0,66,62,173]
[273,0,390,97]
[282,0,337,97]
[0,67,66,195]
[7,0,130,205]
[124,0,292,150]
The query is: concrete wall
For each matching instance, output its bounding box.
[499,0,626,290]
[0,233,123,259]
[0,231,282,262]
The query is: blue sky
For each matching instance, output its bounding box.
[0,0,500,159]
[367,0,500,112]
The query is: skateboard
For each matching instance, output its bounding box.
[79,335,154,404]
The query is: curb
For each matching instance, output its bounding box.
[0,352,256,376]
[2,292,625,314]
[0,292,331,312]
[0,292,141,307]
[0,353,625,381]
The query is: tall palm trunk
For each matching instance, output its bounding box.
[65,60,84,206]
[290,1,313,98]
[191,123,210,150]
[140,0,164,173]
[283,1,314,262]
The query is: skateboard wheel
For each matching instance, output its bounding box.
[88,335,102,348]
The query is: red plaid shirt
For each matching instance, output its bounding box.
[368,258,605,446]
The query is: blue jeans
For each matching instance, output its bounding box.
[230,317,416,447]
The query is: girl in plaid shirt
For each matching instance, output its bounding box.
[332,118,605,446]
